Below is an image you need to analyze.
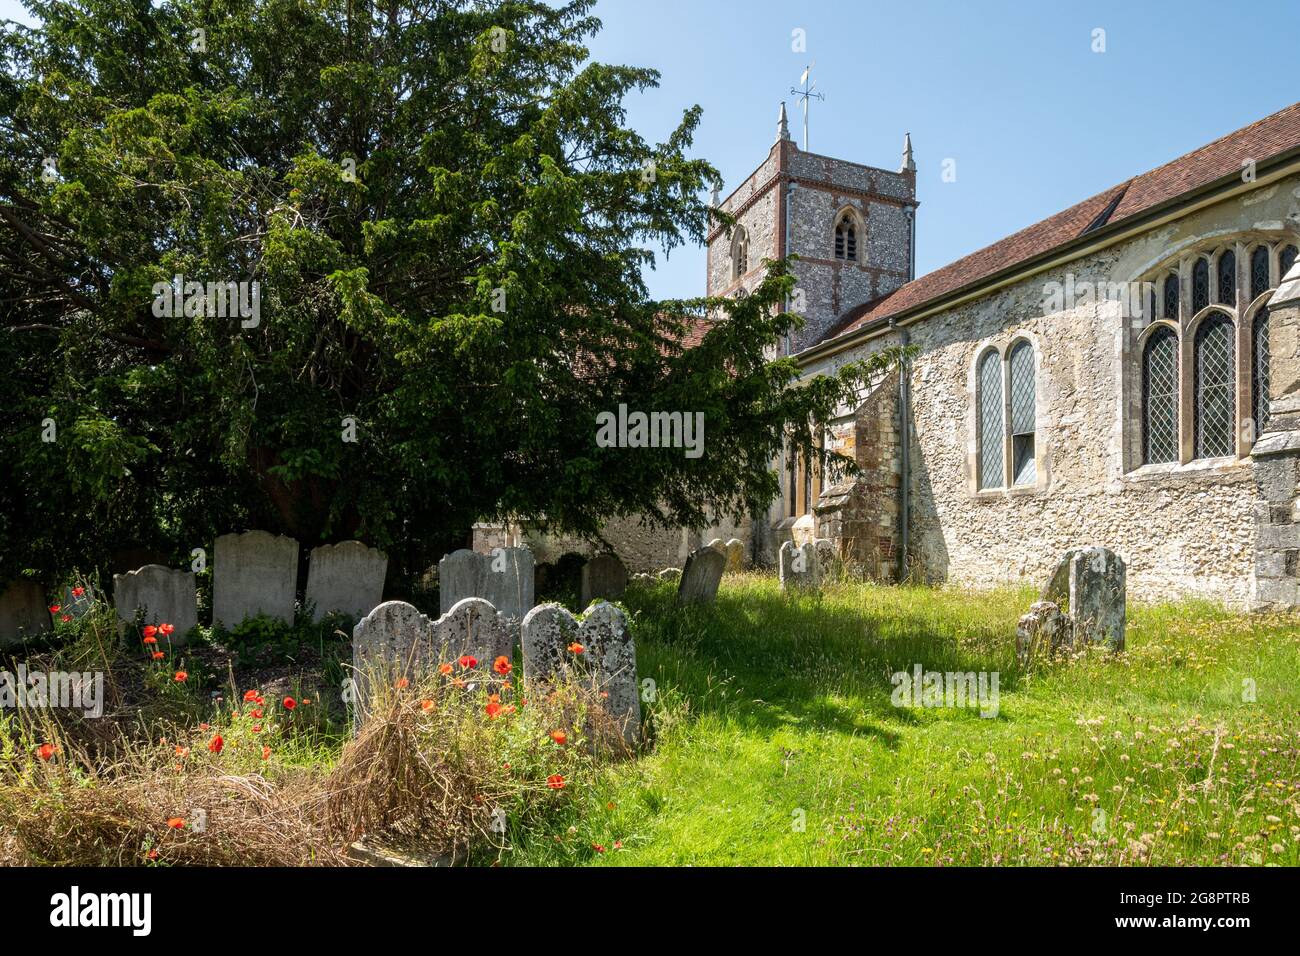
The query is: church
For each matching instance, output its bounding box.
[489,100,1300,610]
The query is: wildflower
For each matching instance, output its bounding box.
[208,735,223,754]
[493,656,512,675]
[243,690,259,702]
[282,696,296,710]
[459,655,478,670]
[420,699,435,712]
[250,709,263,719]
[159,623,174,636]
[60,614,71,623]
[174,671,188,682]
[395,678,409,689]
[485,701,503,719]
[452,678,465,689]
[255,695,264,705]
[252,724,262,733]
[550,730,568,746]
[200,723,210,731]
[143,635,158,645]
[301,698,311,705]
[613,840,623,850]
[546,774,566,790]
[166,818,185,830]
[152,651,164,661]
[174,746,189,757]
[72,587,84,597]
[592,843,606,853]
[48,604,60,614]
[262,746,271,760]
[439,662,453,675]
[567,642,584,655]
[146,849,159,861]
[143,625,157,640]
[36,743,56,761]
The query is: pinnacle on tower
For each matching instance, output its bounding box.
[777,102,792,144]
[900,132,916,173]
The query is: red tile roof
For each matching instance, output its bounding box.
[819,101,1300,346]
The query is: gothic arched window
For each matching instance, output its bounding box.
[977,349,1004,489]
[1162,273,1179,320]
[1009,341,1036,485]
[1192,257,1210,313]
[1142,326,1179,465]
[1281,244,1299,279]
[1253,306,1271,436]
[732,227,749,280]
[1250,245,1271,302]
[1217,249,1236,306]
[834,212,858,261]
[1193,312,1236,459]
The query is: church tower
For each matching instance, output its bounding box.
[706,105,918,352]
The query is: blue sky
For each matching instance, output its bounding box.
[5,0,1298,301]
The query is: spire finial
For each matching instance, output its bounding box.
[776,102,791,144]
[900,132,916,174]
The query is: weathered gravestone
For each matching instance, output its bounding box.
[438,548,535,628]
[657,567,681,582]
[305,541,388,622]
[724,538,746,573]
[112,565,198,642]
[1040,546,1126,650]
[813,538,841,579]
[0,580,50,646]
[579,553,628,608]
[706,538,727,557]
[676,546,725,605]
[213,531,299,628]
[779,541,820,592]
[521,601,640,744]
[1015,600,1070,663]
[351,597,511,725]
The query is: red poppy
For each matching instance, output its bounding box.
[151,651,164,661]
[282,696,296,710]
[166,817,185,830]
[243,690,259,702]
[142,635,157,645]
[255,695,264,705]
[143,625,157,639]
[173,671,187,683]
[591,843,606,853]
[458,655,478,670]
[550,730,567,746]
[208,735,223,754]
[493,656,512,675]
[420,699,435,712]
[395,678,409,689]
[146,849,159,860]
[36,743,56,761]
[613,840,623,850]
[485,701,502,719]
[250,709,263,720]
[262,746,271,760]
[60,614,71,623]
[438,663,453,675]
[546,774,565,790]
[567,642,584,655]
[252,724,262,733]
[159,623,174,636]
[72,586,84,597]
[48,604,60,614]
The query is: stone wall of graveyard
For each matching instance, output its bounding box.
[802,174,1300,607]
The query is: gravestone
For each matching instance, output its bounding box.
[521,601,640,744]
[1015,600,1069,663]
[657,568,681,582]
[0,580,50,646]
[213,531,299,628]
[813,538,841,578]
[1041,546,1126,650]
[305,541,388,622]
[706,537,727,557]
[676,546,725,605]
[431,597,512,671]
[580,553,628,608]
[779,541,820,592]
[438,548,534,627]
[112,565,198,642]
[724,538,746,573]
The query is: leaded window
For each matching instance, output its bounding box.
[1217,249,1236,305]
[1163,273,1179,320]
[1142,326,1179,465]
[1192,257,1210,313]
[1282,244,1299,279]
[1193,312,1236,459]
[834,214,858,261]
[1251,245,1271,302]
[977,349,1004,489]
[733,228,748,279]
[1253,307,1271,437]
[1009,342,1036,485]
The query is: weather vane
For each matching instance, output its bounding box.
[790,63,825,152]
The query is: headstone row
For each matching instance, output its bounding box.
[778,538,841,593]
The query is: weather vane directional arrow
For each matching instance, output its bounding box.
[790,63,825,152]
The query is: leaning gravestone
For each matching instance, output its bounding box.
[213,531,299,628]
[579,553,628,608]
[724,538,746,573]
[439,548,534,628]
[521,601,640,744]
[779,541,820,592]
[112,565,198,642]
[0,580,50,646]
[305,541,388,622]
[676,546,725,605]
[1040,546,1126,650]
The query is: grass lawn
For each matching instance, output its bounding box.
[499,574,1300,866]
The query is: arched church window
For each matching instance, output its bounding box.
[1251,245,1271,302]
[834,213,858,261]
[1162,273,1179,320]
[1217,249,1236,306]
[976,349,1004,489]
[1192,257,1210,313]
[1253,307,1271,437]
[1008,341,1036,486]
[732,228,749,280]
[1281,244,1299,279]
[1193,312,1236,459]
[1142,326,1179,465]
